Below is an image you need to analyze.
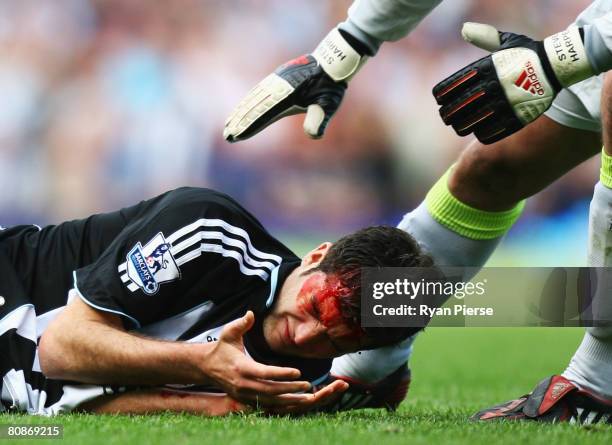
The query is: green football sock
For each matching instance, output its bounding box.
[600,148,612,188]
[425,167,525,240]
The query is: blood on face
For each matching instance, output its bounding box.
[297,273,364,340]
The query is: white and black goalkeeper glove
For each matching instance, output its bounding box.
[223,28,369,142]
[433,22,594,144]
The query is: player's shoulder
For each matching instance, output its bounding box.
[154,186,297,260]
[148,187,269,234]
[161,186,237,207]
[159,187,253,217]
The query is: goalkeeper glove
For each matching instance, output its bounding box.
[433,23,594,144]
[223,28,368,142]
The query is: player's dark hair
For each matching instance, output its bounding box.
[309,225,434,348]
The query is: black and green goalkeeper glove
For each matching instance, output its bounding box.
[433,23,594,144]
[223,28,368,142]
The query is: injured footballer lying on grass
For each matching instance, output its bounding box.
[0,187,433,416]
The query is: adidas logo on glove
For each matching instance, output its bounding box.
[514,61,545,96]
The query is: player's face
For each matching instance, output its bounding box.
[263,270,365,359]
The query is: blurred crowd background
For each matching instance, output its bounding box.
[0,0,596,264]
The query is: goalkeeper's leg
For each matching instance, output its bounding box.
[473,77,612,424]
[329,115,600,411]
[563,73,612,398]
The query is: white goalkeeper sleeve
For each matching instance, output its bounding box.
[340,0,443,54]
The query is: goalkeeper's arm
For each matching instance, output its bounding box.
[433,16,612,144]
[223,0,443,142]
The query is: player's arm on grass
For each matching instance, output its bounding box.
[40,302,315,408]
[78,380,348,416]
[223,0,442,142]
[433,17,612,144]
[79,389,249,416]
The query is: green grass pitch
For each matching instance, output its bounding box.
[3,327,612,444]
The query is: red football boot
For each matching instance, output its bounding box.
[472,375,612,424]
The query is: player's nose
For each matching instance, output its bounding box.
[293,319,325,347]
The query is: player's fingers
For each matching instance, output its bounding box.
[303,104,325,138]
[241,391,317,408]
[285,379,347,409]
[223,73,295,142]
[309,379,348,404]
[461,22,502,52]
[242,359,303,381]
[219,311,255,343]
[265,380,348,415]
[242,310,255,332]
[240,380,347,409]
[241,378,312,396]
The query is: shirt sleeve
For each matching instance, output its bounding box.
[585,13,612,74]
[73,187,291,329]
[339,0,443,54]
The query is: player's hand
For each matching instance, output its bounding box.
[201,311,314,407]
[264,379,349,416]
[433,23,593,144]
[223,28,368,142]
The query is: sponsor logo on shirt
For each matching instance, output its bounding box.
[126,232,180,294]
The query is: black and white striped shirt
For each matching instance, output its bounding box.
[0,187,331,415]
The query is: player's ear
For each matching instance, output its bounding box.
[302,242,332,267]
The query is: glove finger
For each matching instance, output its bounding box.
[497,30,536,50]
[438,85,488,126]
[452,108,496,137]
[297,69,346,139]
[302,91,343,139]
[461,22,502,52]
[472,100,526,144]
[432,60,483,105]
[473,119,514,145]
[223,73,296,142]
[304,94,340,139]
[303,104,326,139]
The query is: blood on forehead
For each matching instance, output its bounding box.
[297,273,364,340]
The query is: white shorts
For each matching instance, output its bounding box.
[545,77,603,133]
[544,0,611,133]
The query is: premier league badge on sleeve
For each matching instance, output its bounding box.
[126,233,180,295]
